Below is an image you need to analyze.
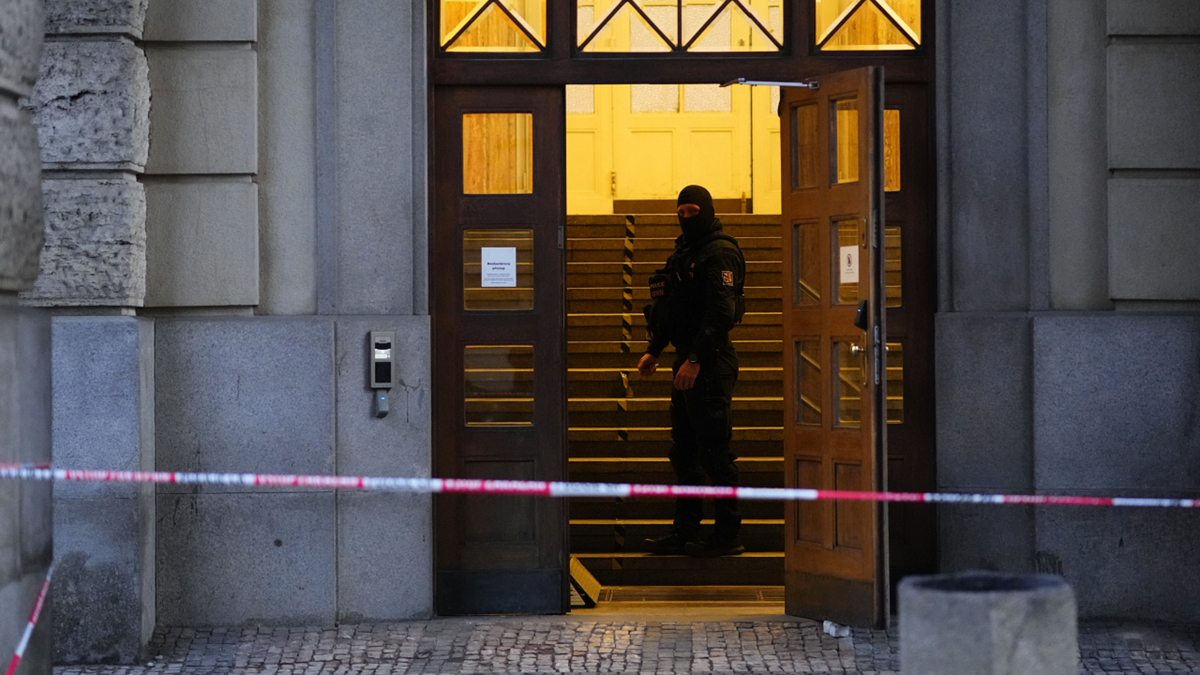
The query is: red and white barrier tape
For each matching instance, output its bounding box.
[6,565,52,675]
[1,464,1196,508]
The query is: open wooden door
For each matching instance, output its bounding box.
[780,67,888,627]
[432,86,568,615]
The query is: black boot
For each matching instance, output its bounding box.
[643,532,697,555]
[684,537,744,558]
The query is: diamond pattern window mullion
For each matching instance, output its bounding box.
[816,0,920,51]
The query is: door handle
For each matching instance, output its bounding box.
[851,343,867,386]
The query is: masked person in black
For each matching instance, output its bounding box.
[638,185,746,558]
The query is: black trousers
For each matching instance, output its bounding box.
[669,348,741,542]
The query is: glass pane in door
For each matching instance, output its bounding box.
[884,109,900,192]
[794,220,820,305]
[833,340,863,428]
[464,345,535,426]
[884,225,901,308]
[886,341,904,424]
[832,98,859,184]
[834,219,861,305]
[795,339,822,425]
[791,103,819,190]
[463,113,533,193]
[463,229,534,310]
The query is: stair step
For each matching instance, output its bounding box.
[569,426,783,442]
[574,552,784,587]
[568,340,781,354]
[571,520,783,554]
[569,382,782,399]
[569,325,781,341]
[568,311,780,326]
[565,217,788,587]
[569,498,783,522]
[568,439,781,459]
[570,410,782,429]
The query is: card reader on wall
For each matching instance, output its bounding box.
[370,331,395,418]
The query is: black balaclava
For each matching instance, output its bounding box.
[677,184,717,243]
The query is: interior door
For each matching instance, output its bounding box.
[611,84,753,210]
[432,86,568,615]
[780,67,888,627]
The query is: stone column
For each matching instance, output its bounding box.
[23,0,154,664]
[0,1,54,674]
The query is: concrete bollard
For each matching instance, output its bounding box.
[899,571,1077,675]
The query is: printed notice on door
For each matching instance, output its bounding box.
[839,246,859,285]
[481,247,517,287]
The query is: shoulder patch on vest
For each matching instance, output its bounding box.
[722,270,734,286]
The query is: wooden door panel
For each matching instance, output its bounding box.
[433,86,568,615]
[781,67,888,628]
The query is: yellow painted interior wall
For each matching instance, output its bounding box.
[567,84,782,215]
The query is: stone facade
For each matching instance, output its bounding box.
[44,0,146,37]
[37,0,433,664]
[24,177,146,306]
[936,0,1200,622]
[1,1,53,675]
[23,4,149,309]
[26,0,1200,666]
[0,103,44,290]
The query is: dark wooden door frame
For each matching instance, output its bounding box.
[880,83,938,589]
[432,86,569,615]
[427,0,938,616]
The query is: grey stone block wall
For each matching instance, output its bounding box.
[0,101,45,291]
[1030,315,1200,621]
[44,0,147,37]
[140,0,259,310]
[1,1,52,673]
[0,0,44,97]
[154,317,432,624]
[316,0,427,316]
[51,317,154,663]
[30,39,149,170]
[144,181,258,307]
[24,6,149,309]
[258,0,316,315]
[938,0,1200,623]
[24,176,146,306]
[0,304,53,675]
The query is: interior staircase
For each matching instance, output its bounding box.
[566,214,785,586]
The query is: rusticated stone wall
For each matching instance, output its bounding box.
[23,0,156,665]
[22,0,149,308]
[0,2,54,675]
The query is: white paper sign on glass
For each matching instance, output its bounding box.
[481,247,518,287]
[839,246,860,285]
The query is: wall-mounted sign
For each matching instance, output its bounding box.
[839,246,859,285]
[481,247,517,287]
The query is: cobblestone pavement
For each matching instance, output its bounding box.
[54,616,1200,674]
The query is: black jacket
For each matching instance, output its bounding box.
[645,218,745,363]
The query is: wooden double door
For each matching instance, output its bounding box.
[432,71,933,626]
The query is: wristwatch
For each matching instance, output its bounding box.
[687,353,700,364]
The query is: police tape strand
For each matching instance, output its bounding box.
[0,464,1196,508]
[6,564,52,675]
